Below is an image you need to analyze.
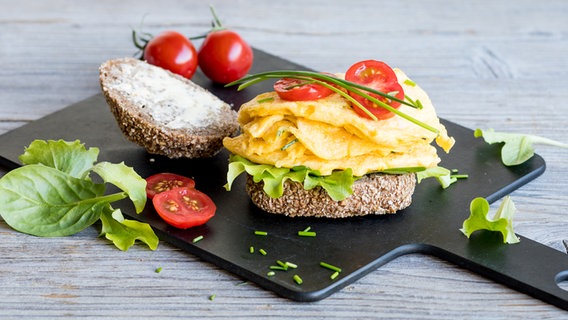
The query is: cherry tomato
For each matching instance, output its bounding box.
[153,187,216,229]
[143,31,198,79]
[146,173,196,199]
[345,60,404,120]
[273,78,334,101]
[198,29,253,84]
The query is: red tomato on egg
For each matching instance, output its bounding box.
[273,78,334,101]
[345,60,404,120]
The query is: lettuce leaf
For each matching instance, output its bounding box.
[460,196,520,244]
[225,155,355,201]
[475,128,568,166]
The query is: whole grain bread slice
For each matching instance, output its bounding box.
[99,57,238,158]
[246,172,416,218]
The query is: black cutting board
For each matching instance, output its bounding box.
[1,49,568,309]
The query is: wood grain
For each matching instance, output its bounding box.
[1,0,567,318]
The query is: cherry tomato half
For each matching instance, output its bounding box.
[153,187,216,229]
[146,173,196,199]
[198,29,253,84]
[274,78,334,101]
[143,31,198,79]
[345,60,404,120]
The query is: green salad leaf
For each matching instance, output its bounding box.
[0,139,158,251]
[100,209,159,251]
[415,166,468,189]
[225,155,355,201]
[475,128,568,166]
[460,196,520,244]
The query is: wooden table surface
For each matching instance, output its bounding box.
[1,0,568,318]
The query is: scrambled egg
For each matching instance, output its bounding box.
[223,69,454,176]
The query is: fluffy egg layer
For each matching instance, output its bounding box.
[223,69,454,176]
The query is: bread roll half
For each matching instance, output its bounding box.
[99,57,238,158]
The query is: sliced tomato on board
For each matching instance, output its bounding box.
[274,78,334,101]
[345,60,404,120]
[152,187,216,229]
[145,173,196,199]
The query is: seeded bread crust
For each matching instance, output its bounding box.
[99,57,238,158]
[246,172,416,218]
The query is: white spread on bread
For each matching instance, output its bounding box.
[103,60,227,130]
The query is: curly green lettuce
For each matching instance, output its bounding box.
[460,196,520,244]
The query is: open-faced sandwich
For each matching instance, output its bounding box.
[223,60,455,218]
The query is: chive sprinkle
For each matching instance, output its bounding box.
[209,294,216,301]
[298,231,316,237]
[404,79,416,87]
[320,262,342,273]
[267,271,276,277]
[285,261,298,269]
[257,97,275,104]
[293,274,303,285]
[249,246,255,254]
[155,267,163,273]
[281,138,298,151]
[303,226,312,232]
[269,265,288,271]
[192,235,204,243]
[330,271,340,280]
[259,248,267,256]
[254,230,268,236]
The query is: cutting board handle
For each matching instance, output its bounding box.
[426,231,568,311]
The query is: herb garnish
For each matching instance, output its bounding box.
[226,70,439,135]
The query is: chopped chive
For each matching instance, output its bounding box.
[259,248,267,256]
[451,168,459,173]
[414,99,423,109]
[303,226,311,232]
[257,97,274,104]
[192,235,204,243]
[155,267,163,273]
[404,79,416,87]
[281,138,298,151]
[269,265,288,271]
[249,246,255,254]
[298,231,317,237]
[267,271,276,277]
[276,260,288,269]
[330,271,340,280]
[254,230,268,236]
[209,294,216,301]
[285,261,298,269]
[293,274,303,285]
[452,174,469,179]
[320,261,342,273]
